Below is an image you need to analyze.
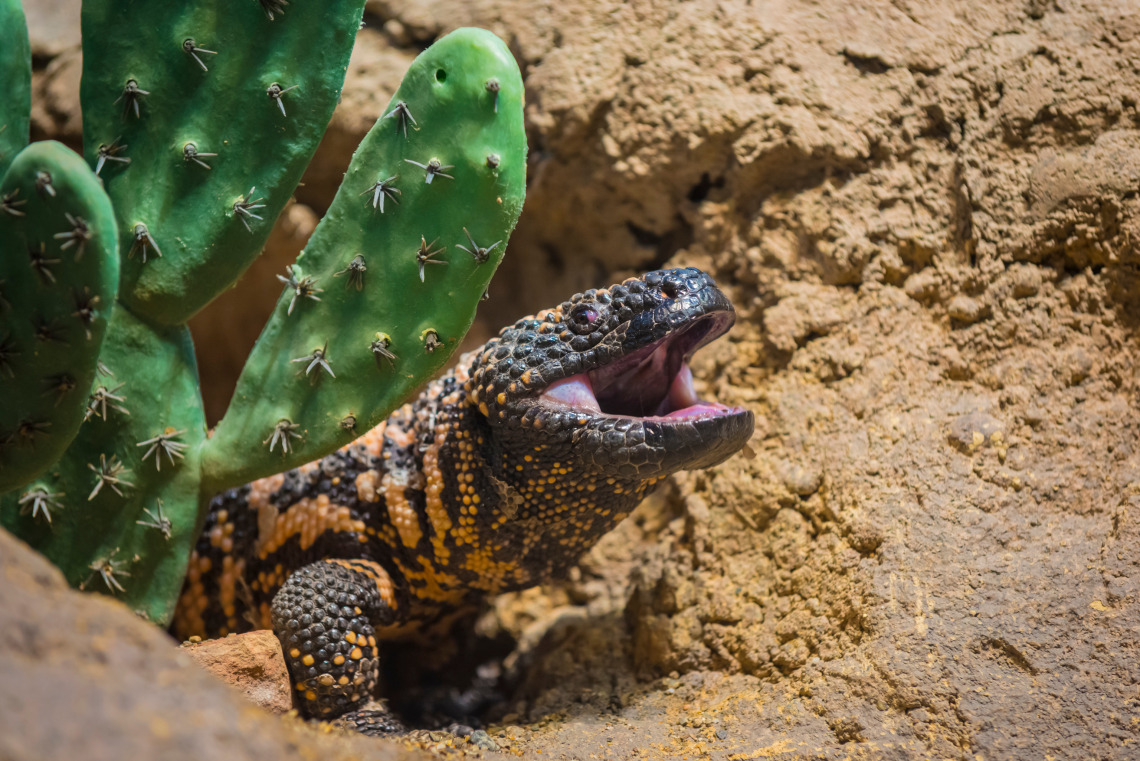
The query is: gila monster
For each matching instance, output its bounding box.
[173,266,754,723]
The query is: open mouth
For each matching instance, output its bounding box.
[539,312,742,422]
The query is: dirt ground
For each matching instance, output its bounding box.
[18,0,1140,758]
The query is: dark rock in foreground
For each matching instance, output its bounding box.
[0,528,423,761]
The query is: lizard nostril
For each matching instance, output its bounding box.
[661,279,680,298]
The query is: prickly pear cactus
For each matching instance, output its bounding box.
[0,0,31,176]
[0,0,527,626]
[203,28,527,489]
[0,142,120,494]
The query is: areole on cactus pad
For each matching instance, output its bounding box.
[0,0,527,626]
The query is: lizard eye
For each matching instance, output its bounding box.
[568,303,601,334]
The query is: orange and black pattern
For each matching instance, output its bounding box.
[172,268,755,723]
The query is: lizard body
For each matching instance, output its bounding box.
[173,267,754,720]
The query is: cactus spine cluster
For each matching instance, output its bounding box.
[0,0,527,625]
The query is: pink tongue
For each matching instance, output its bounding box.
[661,364,729,419]
[659,364,731,418]
[542,374,600,411]
[665,365,699,410]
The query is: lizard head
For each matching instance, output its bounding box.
[467,267,754,481]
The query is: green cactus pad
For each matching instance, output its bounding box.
[202,28,527,491]
[0,307,207,624]
[0,0,31,177]
[0,141,120,493]
[80,0,366,325]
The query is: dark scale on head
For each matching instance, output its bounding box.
[173,267,754,730]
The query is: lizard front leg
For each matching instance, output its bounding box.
[271,558,397,718]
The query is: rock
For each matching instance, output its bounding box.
[947,411,1005,454]
[763,284,851,354]
[1027,131,1140,219]
[775,459,823,497]
[1008,264,1043,299]
[947,294,989,325]
[1064,347,1093,386]
[181,630,292,714]
[902,269,941,303]
[467,729,500,751]
[0,529,420,761]
[844,520,884,556]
